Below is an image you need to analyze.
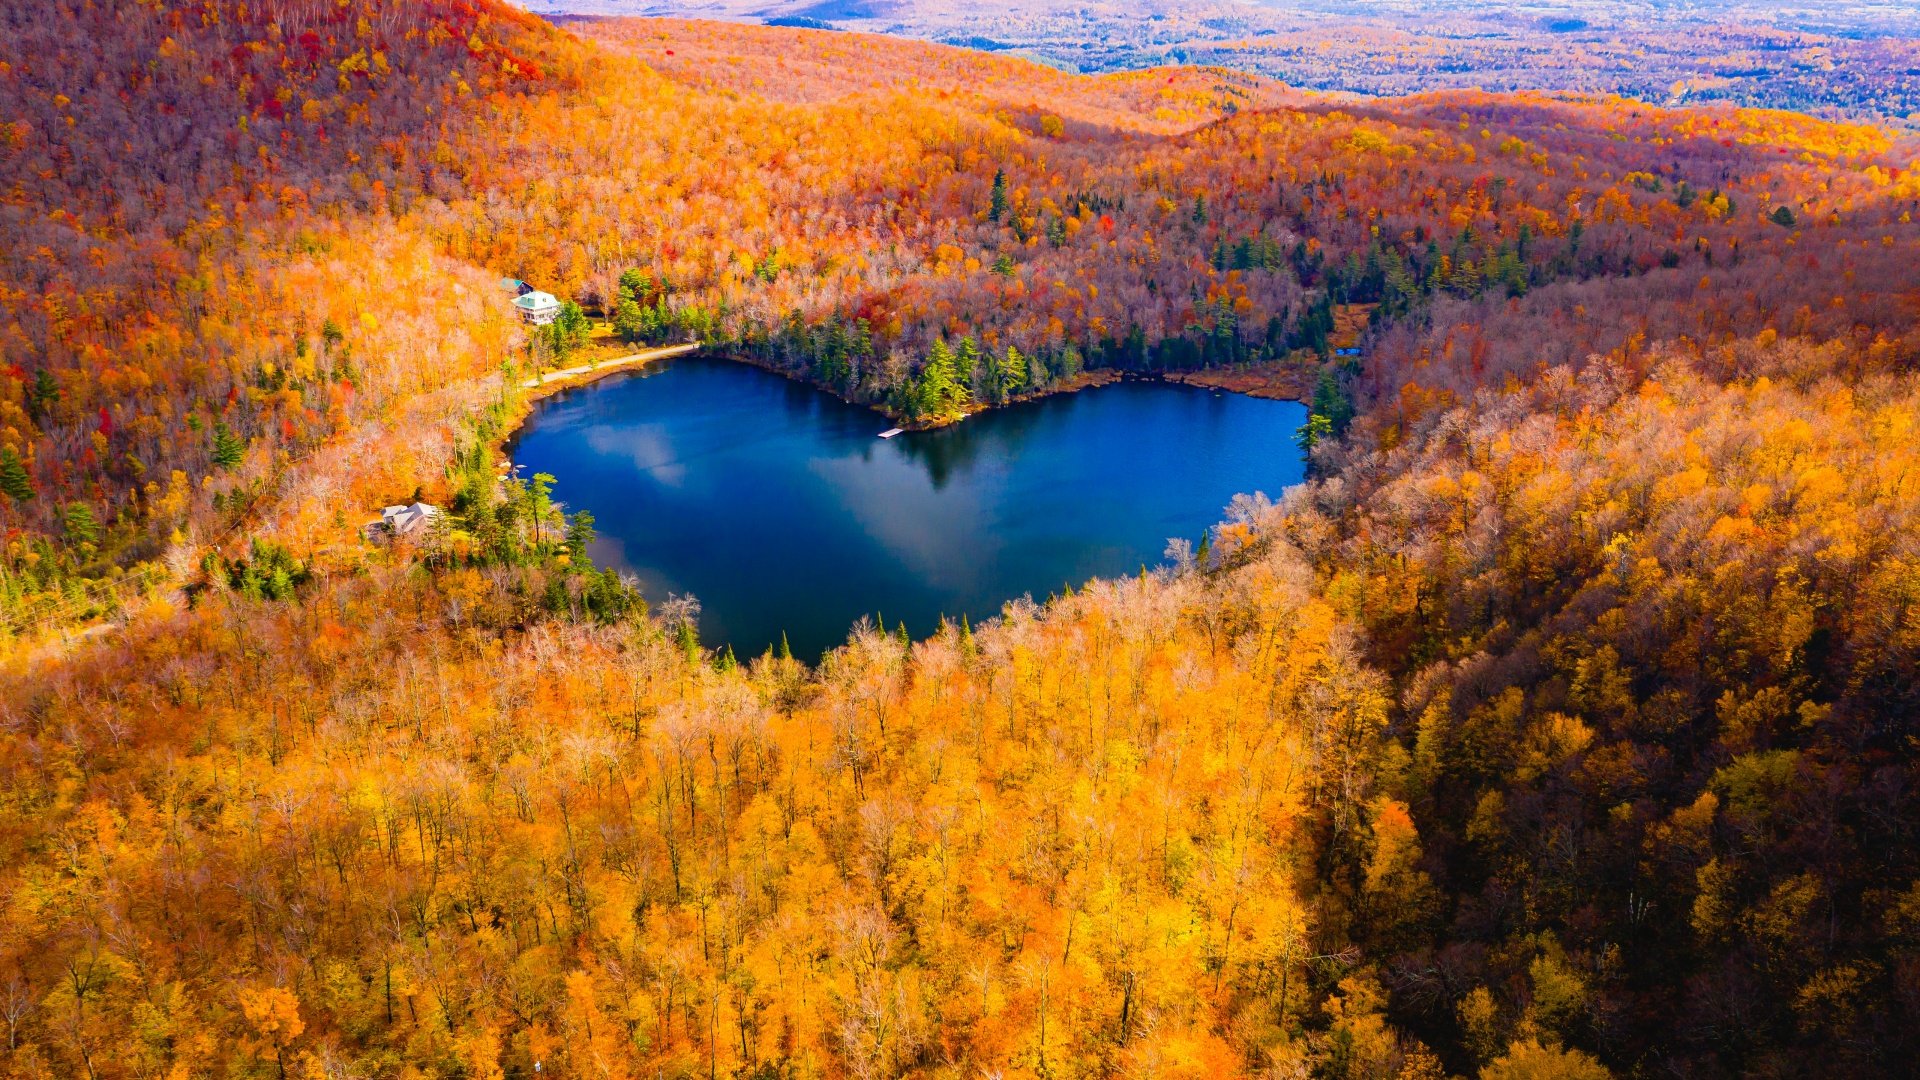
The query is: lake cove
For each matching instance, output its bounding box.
[508,356,1309,661]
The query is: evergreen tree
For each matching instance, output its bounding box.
[566,510,597,553]
[825,320,849,376]
[778,309,807,360]
[817,346,849,389]
[0,448,33,504]
[955,337,983,395]
[529,472,556,547]
[27,369,61,423]
[988,167,1008,222]
[916,340,971,421]
[212,421,246,470]
[1055,344,1083,381]
[999,345,1030,400]
[1295,366,1353,459]
[851,318,875,371]
[612,285,645,342]
[548,300,590,355]
[754,250,781,283]
[1312,367,1355,436]
[918,340,955,419]
[1296,412,1333,454]
[60,502,99,545]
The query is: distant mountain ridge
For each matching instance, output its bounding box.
[514,0,1920,123]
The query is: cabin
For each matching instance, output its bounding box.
[364,502,442,542]
[513,290,560,326]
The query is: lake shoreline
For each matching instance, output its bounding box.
[497,345,1317,474]
[518,342,702,402]
[507,356,1310,659]
[722,350,1311,432]
[1162,362,1320,404]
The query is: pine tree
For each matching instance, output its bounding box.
[815,322,850,387]
[1000,346,1029,400]
[0,448,33,504]
[955,337,982,395]
[1312,367,1354,436]
[1296,412,1333,454]
[989,168,1008,222]
[26,369,59,423]
[212,421,246,469]
[918,340,969,420]
[61,502,99,545]
[826,321,849,376]
[549,301,590,355]
[612,286,645,342]
[566,510,597,553]
[852,319,875,369]
[529,472,556,547]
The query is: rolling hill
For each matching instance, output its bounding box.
[1,2,1919,1076]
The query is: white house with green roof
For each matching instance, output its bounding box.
[513,290,560,326]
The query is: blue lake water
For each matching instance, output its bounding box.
[508,356,1308,661]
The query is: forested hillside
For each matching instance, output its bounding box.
[2,1,1920,1077]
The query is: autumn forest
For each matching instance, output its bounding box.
[2,0,1919,1077]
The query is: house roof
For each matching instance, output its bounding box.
[379,502,441,535]
[513,290,559,311]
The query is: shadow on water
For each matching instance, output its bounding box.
[895,395,1052,490]
[510,356,1308,661]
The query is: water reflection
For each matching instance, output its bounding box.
[895,393,1048,489]
[509,356,1307,661]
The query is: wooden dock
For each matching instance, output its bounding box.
[877,428,904,439]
